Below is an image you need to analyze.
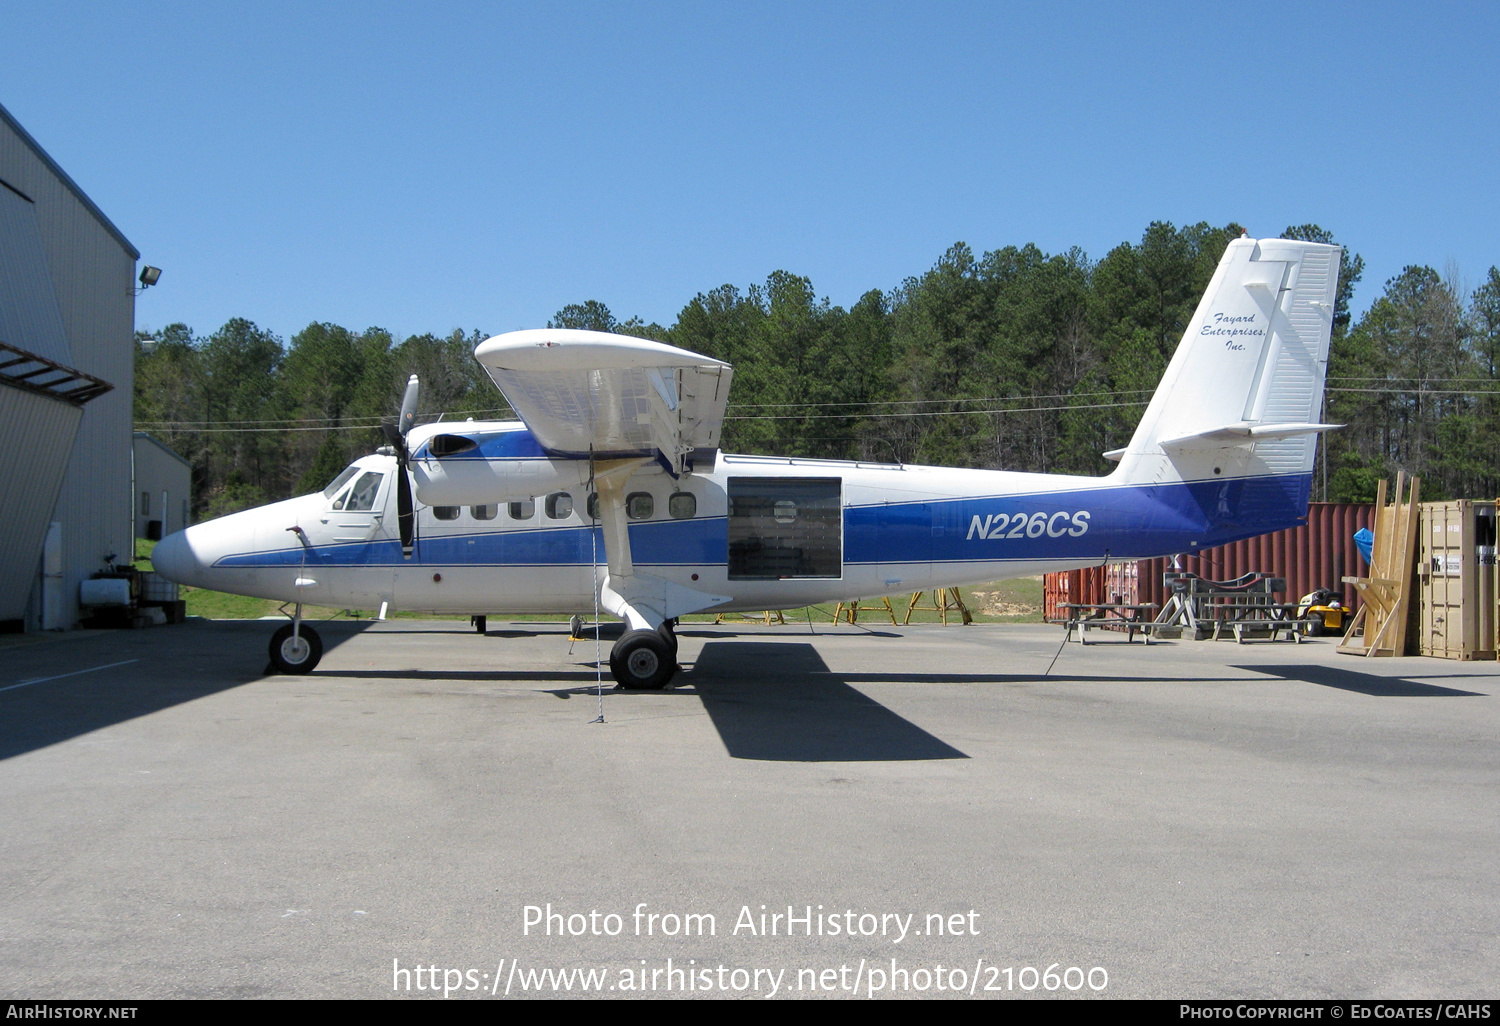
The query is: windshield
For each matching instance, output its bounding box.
[322,465,362,499]
[342,471,385,511]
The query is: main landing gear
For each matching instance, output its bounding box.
[608,619,679,690]
[268,608,323,674]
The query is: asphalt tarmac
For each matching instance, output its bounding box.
[0,618,1495,1000]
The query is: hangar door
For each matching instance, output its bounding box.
[727,477,841,580]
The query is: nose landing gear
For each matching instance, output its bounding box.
[268,603,323,674]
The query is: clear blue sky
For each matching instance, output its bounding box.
[4,1,1496,344]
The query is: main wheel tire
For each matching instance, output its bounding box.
[1305,618,1324,637]
[609,629,677,689]
[657,618,678,654]
[473,615,487,634]
[269,623,323,674]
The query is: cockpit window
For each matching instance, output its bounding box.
[342,471,385,512]
[322,465,362,499]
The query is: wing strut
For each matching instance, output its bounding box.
[585,455,731,689]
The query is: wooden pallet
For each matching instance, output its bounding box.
[1338,473,1420,657]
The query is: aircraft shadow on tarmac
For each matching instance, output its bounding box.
[682,642,968,762]
[1237,664,1489,697]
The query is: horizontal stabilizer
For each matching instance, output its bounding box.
[1158,422,1343,451]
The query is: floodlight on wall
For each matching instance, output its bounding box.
[133,265,162,295]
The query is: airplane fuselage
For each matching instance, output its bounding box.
[154,422,1311,617]
[150,237,1339,686]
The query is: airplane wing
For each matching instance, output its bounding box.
[473,329,733,476]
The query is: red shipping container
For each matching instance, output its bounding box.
[1045,503,1375,620]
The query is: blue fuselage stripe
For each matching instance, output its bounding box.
[214,473,1312,569]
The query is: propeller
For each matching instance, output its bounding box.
[380,374,419,559]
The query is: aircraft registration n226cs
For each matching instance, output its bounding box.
[153,237,1342,688]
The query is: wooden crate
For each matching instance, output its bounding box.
[1417,500,1497,660]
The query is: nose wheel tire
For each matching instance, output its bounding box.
[609,629,677,689]
[269,623,323,674]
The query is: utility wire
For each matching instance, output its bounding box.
[726,399,1149,420]
[137,386,1500,433]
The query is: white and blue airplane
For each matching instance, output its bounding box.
[153,236,1342,688]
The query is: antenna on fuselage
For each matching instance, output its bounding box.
[379,374,420,559]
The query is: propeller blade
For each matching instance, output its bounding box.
[396,467,414,558]
[398,375,419,437]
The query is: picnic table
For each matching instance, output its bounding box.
[1199,600,1314,643]
[1058,602,1160,644]
[1152,572,1317,643]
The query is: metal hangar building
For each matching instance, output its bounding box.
[0,101,141,631]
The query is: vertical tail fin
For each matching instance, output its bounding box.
[1110,236,1341,485]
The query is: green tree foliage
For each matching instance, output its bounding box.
[134,220,1498,519]
[548,300,617,333]
[194,319,285,514]
[1325,264,1488,501]
[282,323,397,494]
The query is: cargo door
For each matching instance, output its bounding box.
[727,477,842,580]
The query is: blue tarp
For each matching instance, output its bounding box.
[1353,527,1374,565]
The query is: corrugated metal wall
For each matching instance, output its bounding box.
[1,105,137,628]
[0,184,73,364]
[1045,503,1376,619]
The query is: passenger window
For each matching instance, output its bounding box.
[508,499,535,520]
[433,505,460,521]
[472,504,497,521]
[626,492,653,520]
[545,493,573,519]
[344,472,385,512]
[669,492,696,519]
